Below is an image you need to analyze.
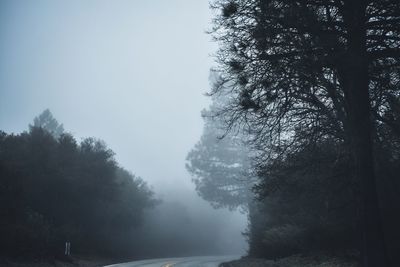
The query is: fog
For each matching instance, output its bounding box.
[0,0,247,256]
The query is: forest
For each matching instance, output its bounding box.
[187,1,400,267]
[1,1,400,267]
[0,110,157,259]
[0,110,236,263]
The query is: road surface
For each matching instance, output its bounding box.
[103,255,241,267]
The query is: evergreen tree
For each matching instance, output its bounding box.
[210,1,400,265]
[30,109,64,138]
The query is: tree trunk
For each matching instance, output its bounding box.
[341,1,388,266]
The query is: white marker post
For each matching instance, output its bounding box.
[65,241,71,256]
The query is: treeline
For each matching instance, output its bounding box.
[188,1,400,266]
[0,110,156,260]
[249,136,399,260]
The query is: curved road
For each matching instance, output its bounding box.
[104,255,241,267]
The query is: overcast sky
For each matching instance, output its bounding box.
[0,0,247,254]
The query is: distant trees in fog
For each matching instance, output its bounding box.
[0,110,240,261]
[186,92,253,211]
[0,110,156,259]
[30,108,65,138]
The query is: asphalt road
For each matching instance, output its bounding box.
[103,255,241,267]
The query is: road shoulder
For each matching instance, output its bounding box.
[219,255,358,267]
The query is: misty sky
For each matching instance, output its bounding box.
[0,0,247,254]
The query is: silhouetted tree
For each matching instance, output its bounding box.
[0,115,157,260]
[210,1,400,265]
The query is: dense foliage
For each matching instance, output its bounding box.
[206,0,400,266]
[0,112,156,260]
[191,79,400,265]
[189,1,400,265]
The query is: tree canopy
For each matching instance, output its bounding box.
[206,1,400,266]
[30,109,65,138]
[0,112,157,259]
